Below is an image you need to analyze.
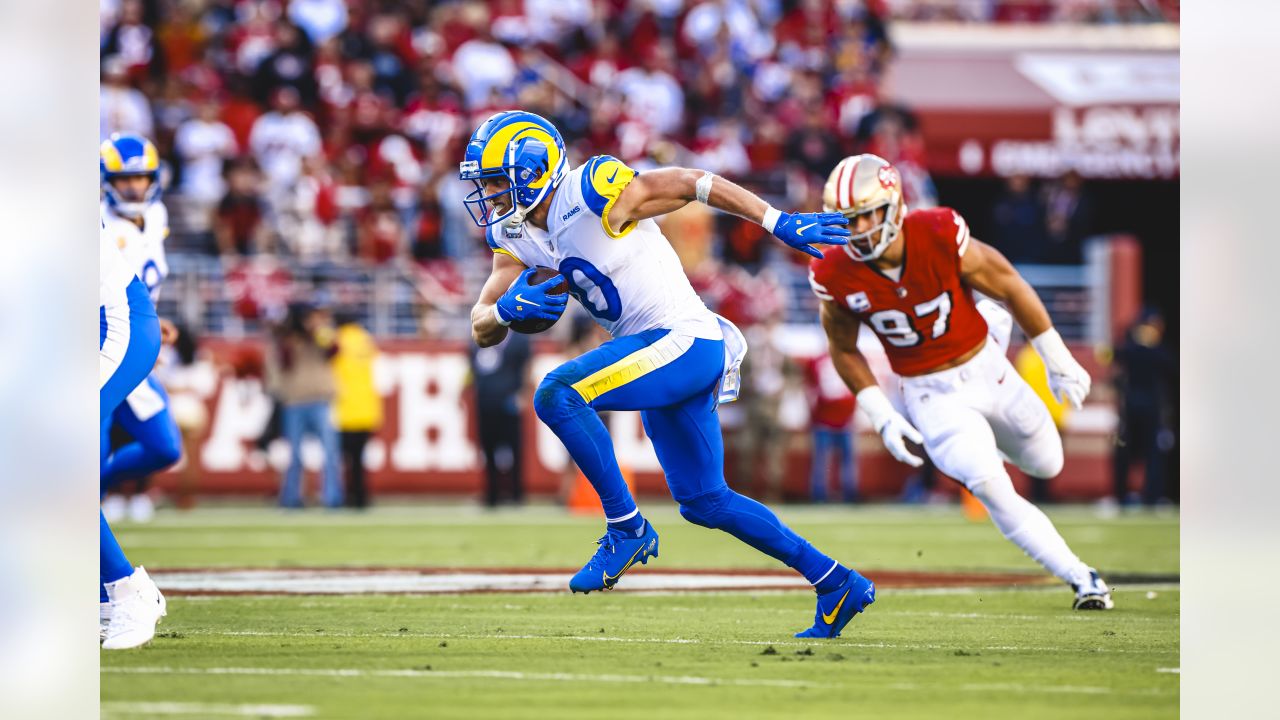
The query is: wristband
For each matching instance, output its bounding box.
[1029,328,1069,365]
[493,303,511,327]
[855,386,894,430]
[762,207,782,233]
[695,171,715,204]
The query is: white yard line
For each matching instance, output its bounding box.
[147,567,1178,596]
[1156,667,1180,674]
[101,667,1174,697]
[102,666,822,689]
[892,610,1173,623]
[100,702,314,717]
[167,628,1173,655]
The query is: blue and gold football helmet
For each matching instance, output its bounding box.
[459,110,567,228]
[100,133,162,218]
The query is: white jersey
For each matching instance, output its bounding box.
[100,222,142,389]
[487,155,719,340]
[101,201,169,301]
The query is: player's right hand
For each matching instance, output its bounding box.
[769,211,850,259]
[875,412,925,468]
[855,385,925,467]
[494,267,568,326]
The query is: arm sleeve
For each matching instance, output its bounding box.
[579,155,639,239]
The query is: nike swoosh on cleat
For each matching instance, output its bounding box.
[514,294,540,306]
[796,222,818,236]
[822,590,851,625]
[602,544,649,585]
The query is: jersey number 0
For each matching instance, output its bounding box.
[558,257,622,322]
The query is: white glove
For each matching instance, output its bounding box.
[1030,328,1091,410]
[856,386,925,468]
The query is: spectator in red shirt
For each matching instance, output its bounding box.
[356,177,406,265]
[802,353,859,503]
[215,159,268,257]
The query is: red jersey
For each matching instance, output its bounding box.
[802,355,856,429]
[809,207,988,376]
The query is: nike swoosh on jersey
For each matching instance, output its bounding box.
[514,294,540,306]
[796,222,818,236]
[607,167,619,183]
[821,589,851,625]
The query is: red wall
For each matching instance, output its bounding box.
[152,339,1123,503]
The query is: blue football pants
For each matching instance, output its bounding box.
[534,328,840,585]
[102,375,182,492]
[100,277,161,589]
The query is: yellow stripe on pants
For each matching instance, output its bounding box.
[571,333,694,404]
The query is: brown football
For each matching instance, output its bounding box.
[509,266,569,334]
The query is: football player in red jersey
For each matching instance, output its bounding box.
[810,154,1113,610]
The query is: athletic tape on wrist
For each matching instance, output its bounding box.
[855,386,894,429]
[762,207,782,233]
[695,171,715,205]
[493,303,511,327]
[1029,328,1069,365]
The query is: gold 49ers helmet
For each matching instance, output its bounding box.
[822,154,905,261]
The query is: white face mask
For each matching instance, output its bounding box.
[844,202,903,262]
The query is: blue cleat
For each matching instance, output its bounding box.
[569,522,659,594]
[794,569,876,639]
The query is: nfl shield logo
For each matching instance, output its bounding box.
[845,292,871,312]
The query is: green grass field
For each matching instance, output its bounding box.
[101,504,1178,719]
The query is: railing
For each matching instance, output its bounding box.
[162,237,1114,344]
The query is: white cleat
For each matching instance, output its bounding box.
[99,601,112,642]
[102,566,167,650]
[128,493,156,523]
[1072,568,1115,610]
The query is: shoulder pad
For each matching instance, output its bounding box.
[579,155,638,238]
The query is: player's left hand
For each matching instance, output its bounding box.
[1044,359,1091,410]
[159,318,179,345]
[1030,328,1091,409]
[769,211,850,259]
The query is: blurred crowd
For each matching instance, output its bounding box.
[100,1,1175,509]
[101,0,1168,279]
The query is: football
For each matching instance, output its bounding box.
[509,266,569,335]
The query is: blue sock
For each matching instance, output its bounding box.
[100,511,133,584]
[815,565,853,594]
[607,512,646,536]
[534,383,639,522]
[100,579,109,603]
[681,488,847,587]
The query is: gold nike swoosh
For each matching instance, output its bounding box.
[603,544,648,584]
[822,590,851,625]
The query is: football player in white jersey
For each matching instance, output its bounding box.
[462,111,872,638]
[99,223,168,649]
[100,137,183,518]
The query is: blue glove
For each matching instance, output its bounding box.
[768,211,850,259]
[495,268,568,325]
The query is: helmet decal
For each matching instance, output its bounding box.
[822,154,905,262]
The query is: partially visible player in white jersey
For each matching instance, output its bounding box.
[99,220,167,650]
[461,110,877,639]
[99,133,183,527]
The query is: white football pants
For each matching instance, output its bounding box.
[900,339,1091,587]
